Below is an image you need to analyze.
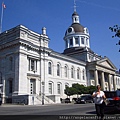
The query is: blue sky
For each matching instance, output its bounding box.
[1,0,120,70]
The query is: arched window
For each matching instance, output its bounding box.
[48,62,52,74]
[71,67,74,78]
[64,66,68,77]
[82,69,85,80]
[9,57,13,71]
[77,69,80,79]
[65,83,69,89]
[57,64,60,76]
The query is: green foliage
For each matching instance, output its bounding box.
[109,25,120,52]
[86,86,96,95]
[109,25,120,38]
[64,83,96,97]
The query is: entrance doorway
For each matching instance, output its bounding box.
[30,79,36,95]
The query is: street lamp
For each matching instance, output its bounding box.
[42,81,44,105]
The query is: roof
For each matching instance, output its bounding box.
[72,11,79,16]
[70,23,84,33]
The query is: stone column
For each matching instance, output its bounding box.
[73,37,75,47]
[108,74,112,91]
[101,71,105,91]
[113,75,117,91]
[94,69,99,86]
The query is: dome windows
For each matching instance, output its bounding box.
[81,37,85,44]
[84,27,89,35]
[70,38,73,46]
[75,37,79,45]
[67,27,73,34]
[68,27,72,33]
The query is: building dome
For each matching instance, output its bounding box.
[70,23,84,33]
[64,11,90,51]
[65,23,84,36]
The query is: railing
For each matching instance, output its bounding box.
[33,91,54,103]
[33,91,42,102]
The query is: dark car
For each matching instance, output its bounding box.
[76,95,93,104]
[104,90,120,112]
[64,98,71,103]
[0,94,2,105]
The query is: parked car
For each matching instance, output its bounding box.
[0,94,2,105]
[65,98,71,103]
[76,95,93,104]
[104,90,120,112]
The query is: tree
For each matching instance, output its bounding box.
[86,85,96,95]
[109,25,120,52]
[64,86,77,97]
[72,83,86,94]
[64,84,97,97]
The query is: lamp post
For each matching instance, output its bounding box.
[42,81,44,105]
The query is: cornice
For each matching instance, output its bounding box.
[49,50,86,66]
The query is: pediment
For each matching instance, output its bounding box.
[100,61,113,68]
[97,57,117,70]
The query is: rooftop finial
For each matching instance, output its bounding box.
[74,0,77,12]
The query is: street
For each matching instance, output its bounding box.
[0,103,119,120]
[0,103,95,115]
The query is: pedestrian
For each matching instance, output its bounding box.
[92,85,106,120]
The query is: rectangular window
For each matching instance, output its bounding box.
[31,60,34,71]
[81,37,84,44]
[75,38,79,44]
[57,64,60,76]
[49,83,52,94]
[28,58,30,71]
[28,58,37,72]
[57,84,61,94]
[70,39,73,46]
[71,68,74,78]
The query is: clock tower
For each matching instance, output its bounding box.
[63,1,91,62]
[63,11,90,51]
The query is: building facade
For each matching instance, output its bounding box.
[0,10,120,105]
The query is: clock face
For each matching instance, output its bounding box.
[68,28,72,33]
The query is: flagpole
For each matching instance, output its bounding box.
[0,2,4,34]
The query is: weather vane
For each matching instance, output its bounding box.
[74,0,77,12]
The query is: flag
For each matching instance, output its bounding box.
[2,2,6,9]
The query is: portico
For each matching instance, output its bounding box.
[87,57,117,91]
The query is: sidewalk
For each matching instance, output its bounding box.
[0,103,25,107]
[0,102,74,107]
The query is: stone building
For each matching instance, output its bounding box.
[0,10,120,105]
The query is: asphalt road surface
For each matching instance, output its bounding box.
[0,103,119,120]
[0,103,95,115]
